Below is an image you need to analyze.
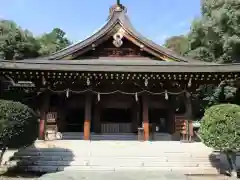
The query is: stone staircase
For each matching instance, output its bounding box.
[61,132,172,141]
[61,132,138,141]
[5,140,223,174]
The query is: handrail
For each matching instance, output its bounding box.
[194,130,204,142]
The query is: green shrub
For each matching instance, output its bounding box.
[200,104,240,151]
[0,99,38,148]
[199,104,240,177]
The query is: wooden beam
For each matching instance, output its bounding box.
[84,94,92,140]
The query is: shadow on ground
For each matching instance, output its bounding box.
[208,152,239,178]
[1,143,74,178]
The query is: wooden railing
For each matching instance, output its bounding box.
[101,123,132,133]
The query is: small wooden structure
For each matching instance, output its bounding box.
[0,2,240,141]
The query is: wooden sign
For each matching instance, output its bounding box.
[46,112,57,123]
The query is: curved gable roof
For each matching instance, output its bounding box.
[46,4,201,63]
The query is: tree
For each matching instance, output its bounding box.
[38,28,71,56]
[0,20,40,60]
[187,0,240,63]
[197,79,239,109]
[192,79,240,120]
[164,35,189,55]
[199,104,240,177]
[0,20,72,59]
[0,100,38,164]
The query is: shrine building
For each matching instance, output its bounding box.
[0,2,240,141]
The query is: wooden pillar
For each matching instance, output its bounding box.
[142,96,149,141]
[39,93,49,140]
[84,94,92,140]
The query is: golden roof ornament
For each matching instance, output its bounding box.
[108,0,127,19]
[112,28,125,47]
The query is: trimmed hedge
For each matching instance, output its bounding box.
[199,104,240,152]
[0,99,38,148]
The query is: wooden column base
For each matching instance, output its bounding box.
[84,120,91,140]
[143,122,149,141]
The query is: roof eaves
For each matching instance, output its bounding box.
[118,13,203,64]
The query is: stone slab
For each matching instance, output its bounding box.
[38,171,188,180]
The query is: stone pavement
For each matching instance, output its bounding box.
[36,171,234,180]
[0,172,236,180]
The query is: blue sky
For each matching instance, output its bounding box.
[0,0,201,45]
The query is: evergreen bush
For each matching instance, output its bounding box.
[200,104,240,177]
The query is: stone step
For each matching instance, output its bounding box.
[17,165,220,174]
[61,133,173,141]
[19,143,215,153]
[16,146,214,153]
[62,138,138,140]
[19,147,213,153]
[12,155,219,162]
[62,134,138,140]
[31,141,215,152]
[14,151,217,159]
[17,158,219,167]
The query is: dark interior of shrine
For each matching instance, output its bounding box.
[65,108,85,132]
[149,108,169,133]
[100,108,132,123]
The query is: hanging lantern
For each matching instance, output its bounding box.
[97,93,100,102]
[66,88,69,98]
[188,78,192,88]
[135,93,138,102]
[165,90,168,100]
